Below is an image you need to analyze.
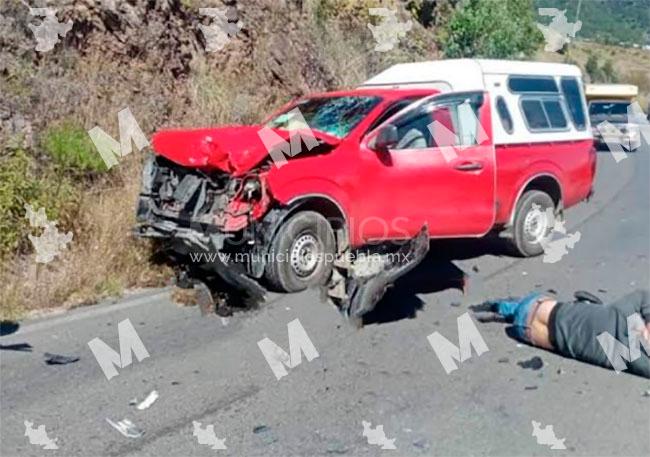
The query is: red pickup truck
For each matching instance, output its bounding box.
[135,59,595,301]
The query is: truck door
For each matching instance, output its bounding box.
[358,91,496,241]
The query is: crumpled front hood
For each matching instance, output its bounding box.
[151,125,339,176]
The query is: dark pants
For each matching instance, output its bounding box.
[550,290,650,379]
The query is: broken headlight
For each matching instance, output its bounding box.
[242,178,262,201]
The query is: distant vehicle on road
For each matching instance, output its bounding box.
[135,59,596,296]
[586,84,643,151]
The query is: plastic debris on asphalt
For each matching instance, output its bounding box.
[44,352,79,365]
[106,418,143,438]
[136,390,159,410]
[0,343,33,352]
[517,356,544,370]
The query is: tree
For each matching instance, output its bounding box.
[585,54,619,83]
[439,0,544,59]
[601,60,618,83]
[585,54,601,82]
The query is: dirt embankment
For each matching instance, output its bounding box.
[0,0,434,319]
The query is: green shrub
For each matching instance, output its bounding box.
[439,0,543,59]
[0,149,77,260]
[42,122,107,174]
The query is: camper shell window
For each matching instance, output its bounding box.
[560,77,587,130]
[508,76,559,94]
[520,96,569,132]
[496,96,514,134]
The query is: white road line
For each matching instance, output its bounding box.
[8,290,170,337]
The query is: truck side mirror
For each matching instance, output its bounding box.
[372,124,398,151]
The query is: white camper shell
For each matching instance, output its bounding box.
[360,59,592,146]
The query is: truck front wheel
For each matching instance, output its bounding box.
[264,211,335,292]
[508,190,555,257]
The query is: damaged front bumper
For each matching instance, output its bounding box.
[134,154,269,303]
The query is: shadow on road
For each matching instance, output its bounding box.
[362,236,509,326]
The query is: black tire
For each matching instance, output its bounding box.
[508,190,555,257]
[264,211,335,292]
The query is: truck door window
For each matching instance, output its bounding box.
[429,105,459,148]
[366,98,421,134]
[392,109,434,149]
[560,77,587,130]
[386,92,485,150]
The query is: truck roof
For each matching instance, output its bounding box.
[301,87,440,100]
[360,59,583,92]
[585,84,638,101]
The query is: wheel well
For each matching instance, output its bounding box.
[290,197,346,230]
[289,197,348,251]
[507,175,562,227]
[522,175,562,209]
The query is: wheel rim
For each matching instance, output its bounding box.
[290,233,321,278]
[523,206,550,243]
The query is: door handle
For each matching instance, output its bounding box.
[454,161,483,171]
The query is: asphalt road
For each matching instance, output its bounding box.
[1,148,649,457]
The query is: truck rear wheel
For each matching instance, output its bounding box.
[264,211,335,292]
[508,190,555,257]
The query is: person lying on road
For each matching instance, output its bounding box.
[475,289,650,379]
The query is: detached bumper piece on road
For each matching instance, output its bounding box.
[323,226,430,325]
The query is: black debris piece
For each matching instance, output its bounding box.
[498,357,509,363]
[524,385,538,390]
[253,425,269,434]
[412,438,431,450]
[472,265,479,273]
[44,352,80,365]
[517,356,544,370]
[0,343,32,352]
[598,288,607,293]
[450,301,462,307]
[546,289,558,295]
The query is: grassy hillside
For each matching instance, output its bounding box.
[0,0,434,319]
[534,0,650,45]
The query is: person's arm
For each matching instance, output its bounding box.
[608,289,650,323]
